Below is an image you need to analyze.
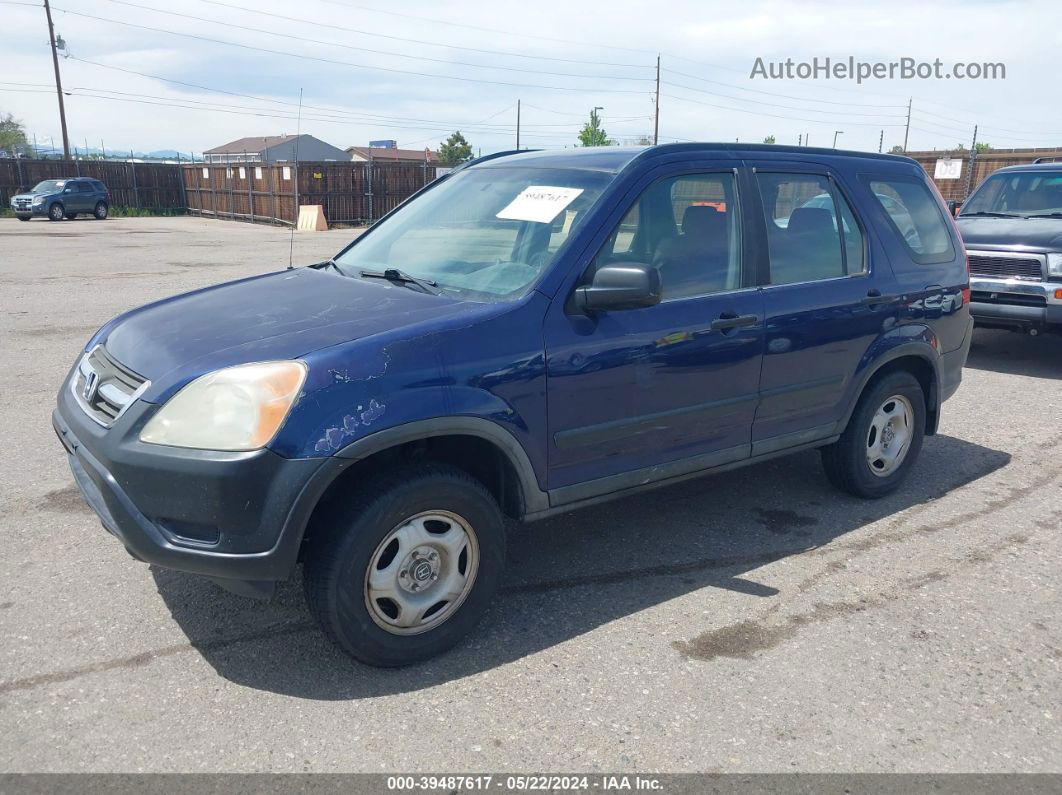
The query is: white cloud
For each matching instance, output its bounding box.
[2,0,1059,156]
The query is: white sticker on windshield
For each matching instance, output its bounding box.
[496,186,584,224]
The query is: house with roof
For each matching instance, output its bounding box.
[347,141,439,164]
[203,134,347,163]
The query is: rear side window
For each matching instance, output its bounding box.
[78,182,94,192]
[864,175,954,262]
[756,173,865,285]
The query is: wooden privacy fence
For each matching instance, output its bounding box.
[182,161,438,226]
[0,158,185,209]
[907,146,1062,202]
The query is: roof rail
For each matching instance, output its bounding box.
[1032,156,1062,164]
[451,149,537,173]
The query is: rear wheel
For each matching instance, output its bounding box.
[93,201,108,220]
[821,371,925,498]
[303,464,506,666]
[48,203,65,221]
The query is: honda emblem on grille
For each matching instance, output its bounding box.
[82,369,100,403]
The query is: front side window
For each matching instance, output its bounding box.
[757,173,865,285]
[334,166,611,300]
[865,175,954,261]
[960,171,1062,218]
[595,172,742,300]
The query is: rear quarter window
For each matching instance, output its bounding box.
[861,174,955,264]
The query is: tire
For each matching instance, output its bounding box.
[821,371,926,499]
[94,202,108,220]
[303,463,506,667]
[48,203,65,221]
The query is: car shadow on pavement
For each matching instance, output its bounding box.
[965,327,1062,380]
[152,433,1009,700]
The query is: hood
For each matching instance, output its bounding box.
[98,268,473,394]
[12,190,52,199]
[956,216,1062,251]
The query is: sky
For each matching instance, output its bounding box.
[2,0,1061,157]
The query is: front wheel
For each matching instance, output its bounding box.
[93,201,108,219]
[48,203,65,221]
[303,464,506,666]
[821,371,926,499]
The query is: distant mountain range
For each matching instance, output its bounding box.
[27,145,196,160]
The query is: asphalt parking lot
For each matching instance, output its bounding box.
[0,216,1060,773]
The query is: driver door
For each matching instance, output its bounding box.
[543,164,765,501]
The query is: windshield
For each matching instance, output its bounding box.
[333,166,613,300]
[960,171,1062,217]
[31,180,66,193]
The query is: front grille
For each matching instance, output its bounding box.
[72,345,148,427]
[971,291,1048,307]
[968,254,1043,281]
[14,199,31,210]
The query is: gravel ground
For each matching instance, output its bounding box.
[0,216,1059,773]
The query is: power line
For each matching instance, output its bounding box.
[662,68,908,109]
[663,79,908,119]
[94,0,654,82]
[662,92,907,128]
[192,0,647,69]
[48,6,654,94]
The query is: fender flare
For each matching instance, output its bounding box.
[836,342,941,436]
[334,416,549,515]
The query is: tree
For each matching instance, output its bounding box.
[577,109,613,147]
[889,145,905,154]
[974,142,992,153]
[438,131,473,166]
[0,112,29,156]
[763,134,776,144]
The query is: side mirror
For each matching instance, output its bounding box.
[64,186,74,194]
[573,263,662,313]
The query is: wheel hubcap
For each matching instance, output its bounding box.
[866,394,914,477]
[364,511,479,635]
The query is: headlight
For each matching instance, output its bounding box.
[32,196,44,205]
[1047,253,1062,277]
[140,361,307,451]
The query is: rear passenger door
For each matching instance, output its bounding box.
[747,163,899,453]
[76,181,96,211]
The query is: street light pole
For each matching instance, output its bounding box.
[833,130,844,148]
[43,0,70,160]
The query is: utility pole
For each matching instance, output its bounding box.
[902,97,912,153]
[798,134,802,146]
[833,130,843,148]
[516,99,521,151]
[43,0,70,160]
[653,54,660,145]
[878,129,884,153]
[963,124,978,200]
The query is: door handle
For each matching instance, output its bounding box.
[861,289,893,306]
[710,312,759,331]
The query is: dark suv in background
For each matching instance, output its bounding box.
[10,178,111,221]
[53,144,971,665]
[957,161,1062,334]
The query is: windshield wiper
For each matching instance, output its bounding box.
[360,268,439,295]
[958,211,1021,218]
[1026,212,1062,219]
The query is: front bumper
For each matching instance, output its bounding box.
[11,203,46,217]
[54,376,346,596]
[969,276,1062,329]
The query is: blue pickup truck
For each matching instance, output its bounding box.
[53,144,971,666]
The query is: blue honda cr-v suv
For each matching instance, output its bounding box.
[53,144,972,665]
